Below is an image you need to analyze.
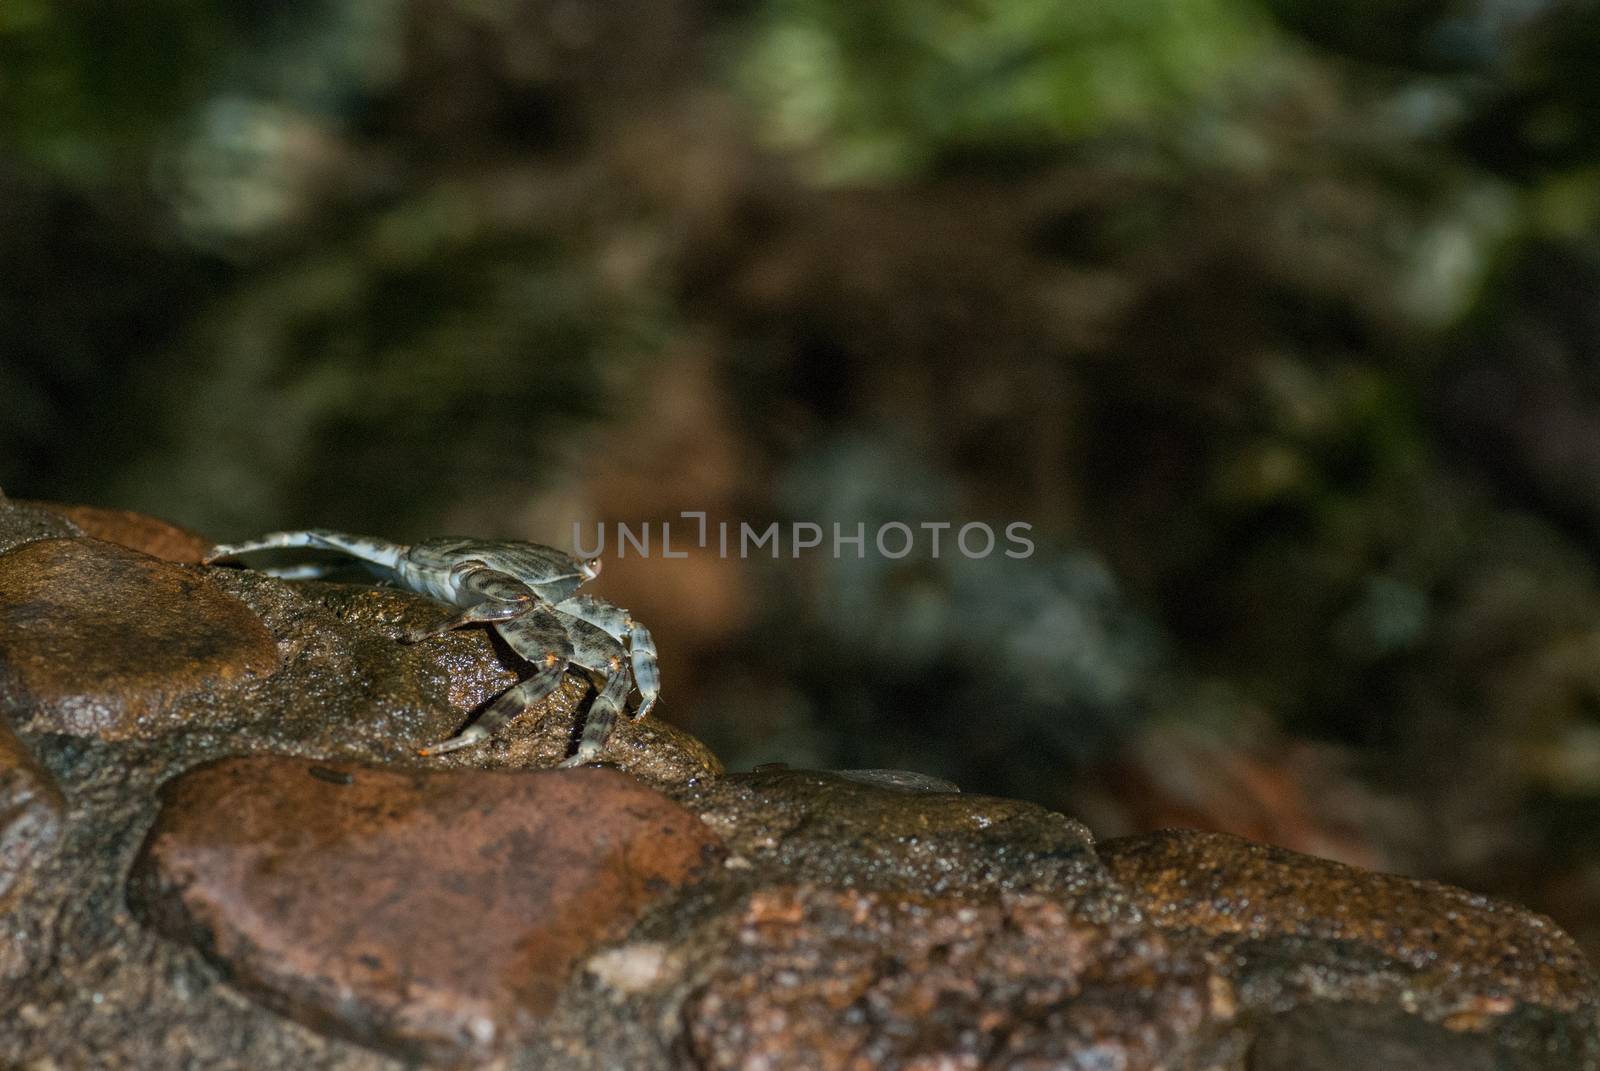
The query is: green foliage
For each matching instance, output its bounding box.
[733,0,1275,179]
[0,0,227,181]
[105,205,669,536]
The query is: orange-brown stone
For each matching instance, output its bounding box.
[130,757,724,1064]
[1099,829,1597,1016]
[24,502,213,563]
[0,539,280,738]
[684,884,1215,1071]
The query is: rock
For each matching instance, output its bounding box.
[208,572,570,762]
[287,581,724,783]
[412,672,724,786]
[1099,829,1595,1024]
[0,538,280,738]
[683,884,1221,1071]
[0,719,64,913]
[682,766,1098,895]
[129,756,724,1065]
[0,522,718,766]
[22,501,213,563]
[0,514,722,1069]
[0,497,80,556]
[1250,1004,1515,1071]
[0,500,1594,1070]
[644,776,1598,1071]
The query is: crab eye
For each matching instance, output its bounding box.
[582,557,602,580]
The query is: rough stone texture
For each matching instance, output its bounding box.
[0,535,714,777]
[23,500,214,563]
[682,885,1224,1071]
[685,766,1103,896]
[130,757,723,1064]
[627,770,1596,1071]
[1101,829,1594,1022]
[0,538,281,738]
[287,581,724,784]
[0,719,63,915]
[1250,1003,1526,1071]
[0,512,722,1070]
[0,495,80,555]
[0,504,1595,1070]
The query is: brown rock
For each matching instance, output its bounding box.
[130,756,724,1064]
[1250,1003,1510,1071]
[684,884,1222,1071]
[1099,829,1597,1021]
[682,766,1098,895]
[0,503,1589,1069]
[23,502,213,563]
[303,582,724,783]
[0,498,80,556]
[663,784,1600,1071]
[0,719,64,913]
[0,539,280,738]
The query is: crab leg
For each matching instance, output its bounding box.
[401,567,534,644]
[557,595,661,718]
[562,617,631,682]
[552,618,636,765]
[554,595,628,635]
[417,604,573,755]
[625,623,660,719]
[205,529,407,571]
[561,662,632,768]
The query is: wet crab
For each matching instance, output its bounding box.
[203,530,660,766]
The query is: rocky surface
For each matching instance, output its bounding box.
[131,757,723,1064]
[0,494,80,556]
[0,538,281,739]
[1100,829,1595,1024]
[0,503,1595,1069]
[21,500,213,563]
[680,883,1215,1070]
[0,719,63,915]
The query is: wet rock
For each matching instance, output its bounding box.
[0,719,64,913]
[0,538,281,738]
[23,501,213,563]
[304,581,724,783]
[129,756,724,1065]
[1100,830,1596,1023]
[0,496,716,776]
[0,531,704,773]
[683,884,1223,1071]
[217,573,583,763]
[410,660,723,786]
[0,496,80,556]
[0,500,1593,1070]
[1250,1003,1513,1071]
[637,776,1597,1071]
[682,766,1098,895]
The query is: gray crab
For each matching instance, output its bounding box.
[204,529,660,765]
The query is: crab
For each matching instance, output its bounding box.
[203,530,659,766]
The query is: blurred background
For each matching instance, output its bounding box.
[6,0,1600,955]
